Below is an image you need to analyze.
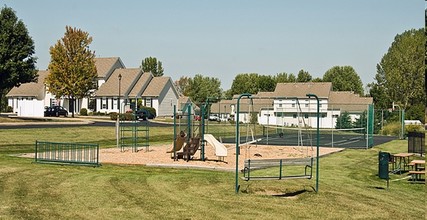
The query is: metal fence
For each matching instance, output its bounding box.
[35,141,100,166]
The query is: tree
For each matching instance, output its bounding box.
[274,72,296,83]
[335,111,352,129]
[258,75,276,92]
[0,6,37,112]
[296,69,312,82]
[141,57,164,77]
[370,28,425,110]
[230,73,260,95]
[174,76,190,96]
[46,26,97,117]
[323,66,364,95]
[368,64,390,109]
[186,74,222,104]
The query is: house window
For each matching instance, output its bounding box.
[291,104,295,108]
[145,98,152,107]
[102,98,107,109]
[293,114,297,118]
[304,114,308,118]
[305,104,309,107]
[278,104,282,108]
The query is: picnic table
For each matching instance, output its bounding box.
[408,160,425,182]
[390,153,414,174]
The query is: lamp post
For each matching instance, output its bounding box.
[117,74,122,149]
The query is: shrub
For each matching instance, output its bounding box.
[80,108,88,116]
[405,125,424,134]
[140,106,157,118]
[110,112,118,120]
[6,106,13,112]
[381,122,401,136]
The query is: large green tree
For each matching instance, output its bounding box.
[46,26,97,117]
[230,73,276,96]
[296,69,312,82]
[186,74,222,104]
[141,57,164,77]
[174,76,190,96]
[0,6,37,111]
[230,73,260,95]
[323,66,364,95]
[369,28,425,110]
[274,72,296,83]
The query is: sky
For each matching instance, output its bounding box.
[3,0,424,91]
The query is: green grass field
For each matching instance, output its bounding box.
[0,126,425,219]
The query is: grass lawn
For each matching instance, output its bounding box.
[0,126,425,219]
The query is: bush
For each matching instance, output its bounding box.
[405,125,424,134]
[110,112,118,120]
[6,106,13,112]
[140,106,157,118]
[80,108,88,116]
[381,122,401,136]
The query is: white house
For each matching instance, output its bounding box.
[6,57,179,117]
[210,82,373,129]
[94,68,179,117]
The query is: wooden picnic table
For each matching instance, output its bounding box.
[408,160,425,182]
[391,153,414,173]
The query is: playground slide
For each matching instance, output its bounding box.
[167,135,186,153]
[203,134,227,157]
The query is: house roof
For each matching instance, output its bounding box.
[329,91,373,112]
[141,77,171,97]
[94,57,125,78]
[273,82,332,98]
[128,72,153,97]
[210,99,273,113]
[6,70,49,99]
[95,68,141,97]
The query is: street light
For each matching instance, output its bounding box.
[117,74,122,149]
[118,74,122,114]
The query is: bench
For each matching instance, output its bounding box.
[242,157,313,181]
[408,170,425,182]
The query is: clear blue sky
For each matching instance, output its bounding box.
[4,0,423,91]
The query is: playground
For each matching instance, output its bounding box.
[97,143,344,170]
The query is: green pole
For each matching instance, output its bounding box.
[201,103,205,161]
[187,104,191,141]
[235,93,251,194]
[173,105,177,161]
[307,93,320,193]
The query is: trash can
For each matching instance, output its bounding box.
[378,151,389,180]
[408,132,425,156]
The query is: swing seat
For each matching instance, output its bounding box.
[242,157,313,181]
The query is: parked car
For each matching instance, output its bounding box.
[44,106,68,117]
[208,114,220,122]
[136,109,155,121]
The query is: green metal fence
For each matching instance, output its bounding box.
[35,141,100,166]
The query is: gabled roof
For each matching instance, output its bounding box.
[274,82,332,98]
[94,57,125,79]
[329,91,373,112]
[141,77,172,97]
[6,70,49,99]
[210,99,273,113]
[128,72,153,97]
[95,68,141,97]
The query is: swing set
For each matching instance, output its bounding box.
[234,93,321,193]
